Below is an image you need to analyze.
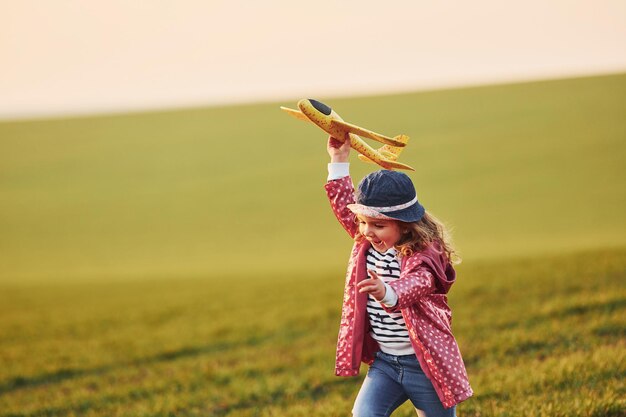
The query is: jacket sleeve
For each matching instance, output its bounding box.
[386,258,436,310]
[324,176,358,238]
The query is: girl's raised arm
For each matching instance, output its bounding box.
[324,136,358,237]
[325,176,358,238]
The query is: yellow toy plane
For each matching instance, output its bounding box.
[281,99,414,171]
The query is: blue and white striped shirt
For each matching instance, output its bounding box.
[366,247,414,355]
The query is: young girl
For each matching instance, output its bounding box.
[325,136,472,417]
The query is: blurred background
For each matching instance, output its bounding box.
[1,1,625,416]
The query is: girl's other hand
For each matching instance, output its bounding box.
[327,135,351,163]
[357,270,386,301]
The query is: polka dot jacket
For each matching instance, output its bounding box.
[325,176,473,409]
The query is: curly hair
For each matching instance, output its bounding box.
[354,211,460,264]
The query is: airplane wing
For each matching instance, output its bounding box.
[330,119,406,147]
[280,107,312,122]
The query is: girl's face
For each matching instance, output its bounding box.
[357,215,403,253]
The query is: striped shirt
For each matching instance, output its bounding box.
[366,247,414,355]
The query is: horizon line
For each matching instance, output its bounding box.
[2,69,624,124]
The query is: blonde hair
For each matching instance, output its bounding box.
[354,211,461,264]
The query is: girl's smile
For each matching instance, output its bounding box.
[357,215,403,253]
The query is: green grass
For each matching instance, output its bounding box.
[1,73,625,282]
[0,248,624,416]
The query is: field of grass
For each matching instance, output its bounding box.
[1,73,625,416]
[1,73,625,282]
[1,248,624,416]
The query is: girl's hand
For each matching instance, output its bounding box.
[357,270,386,301]
[327,135,351,163]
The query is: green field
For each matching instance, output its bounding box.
[1,249,624,416]
[1,73,625,416]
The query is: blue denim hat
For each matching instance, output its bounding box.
[347,170,425,222]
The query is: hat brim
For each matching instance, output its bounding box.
[347,203,425,223]
[347,204,396,220]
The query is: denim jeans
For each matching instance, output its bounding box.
[352,351,456,417]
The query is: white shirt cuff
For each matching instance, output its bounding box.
[380,283,398,307]
[327,162,350,181]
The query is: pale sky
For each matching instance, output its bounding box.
[1,0,625,120]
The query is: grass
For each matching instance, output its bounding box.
[1,73,625,282]
[0,248,624,416]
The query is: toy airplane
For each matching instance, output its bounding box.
[280,99,414,171]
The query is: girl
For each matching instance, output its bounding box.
[325,136,472,417]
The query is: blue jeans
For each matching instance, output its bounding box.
[352,351,456,417]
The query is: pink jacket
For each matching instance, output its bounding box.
[326,176,473,409]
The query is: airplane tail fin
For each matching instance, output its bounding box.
[358,135,412,170]
[384,134,409,158]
